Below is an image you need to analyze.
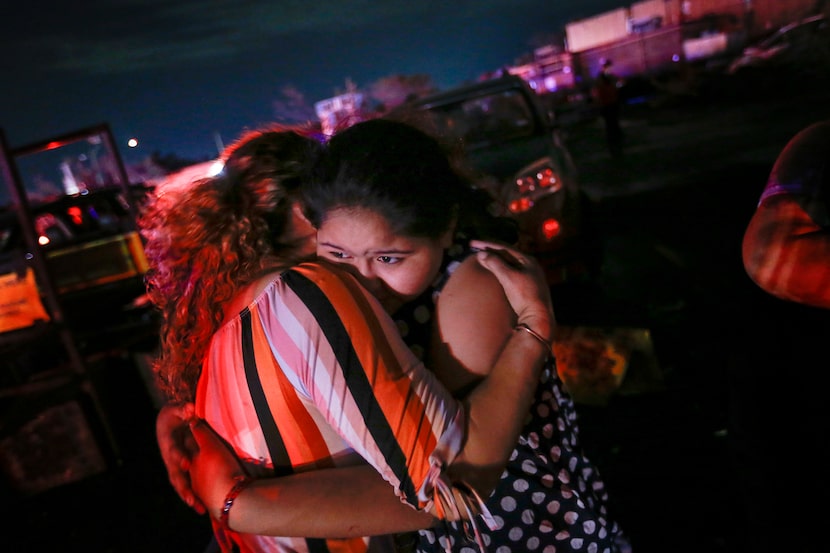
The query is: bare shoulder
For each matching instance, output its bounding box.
[439,256,513,317]
[431,256,516,391]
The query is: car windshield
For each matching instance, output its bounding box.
[422,89,536,146]
[2,130,127,209]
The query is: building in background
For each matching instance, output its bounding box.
[314,92,365,136]
[501,0,819,103]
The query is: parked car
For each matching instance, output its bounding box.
[399,75,594,283]
[0,186,153,333]
[727,13,829,75]
[1,125,155,349]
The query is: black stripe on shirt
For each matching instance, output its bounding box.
[240,307,293,476]
[282,268,419,505]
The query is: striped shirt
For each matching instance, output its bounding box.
[195,262,465,553]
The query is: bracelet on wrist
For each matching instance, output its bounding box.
[514,323,552,352]
[219,475,252,531]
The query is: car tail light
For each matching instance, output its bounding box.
[515,164,562,195]
[536,167,559,188]
[515,176,535,195]
[542,218,561,241]
[509,197,534,213]
[510,159,564,213]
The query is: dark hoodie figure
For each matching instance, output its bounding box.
[593,59,624,156]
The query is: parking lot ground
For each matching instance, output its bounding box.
[551,74,830,552]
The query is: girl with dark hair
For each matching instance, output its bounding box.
[146,124,558,553]
[184,119,630,553]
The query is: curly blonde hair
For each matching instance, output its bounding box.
[139,125,321,403]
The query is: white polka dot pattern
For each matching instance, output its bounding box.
[395,240,630,553]
[415,361,630,553]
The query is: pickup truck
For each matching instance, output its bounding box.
[401,75,593,283]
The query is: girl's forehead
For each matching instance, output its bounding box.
[318,209,440,252]
[322,207,394,234]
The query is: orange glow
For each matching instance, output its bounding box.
[44,140,65,151]
[38,235,50,246]
[542,218,561,240]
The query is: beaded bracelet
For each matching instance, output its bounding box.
[219,475,252,531]
[514,323,552,352]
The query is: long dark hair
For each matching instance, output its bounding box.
[303,117,517,243]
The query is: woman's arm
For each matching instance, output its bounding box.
[188,247,553,535]
[286,255,552,507]
[742,119,830,309]
[742,195,830,309]
[449,242,554,492]
[160,404,424,535]
[156,403,204,514]
[188,418,435,536]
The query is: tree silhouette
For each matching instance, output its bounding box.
[367,74,438,112]
[271,84,318,124]
[149,151,208,174]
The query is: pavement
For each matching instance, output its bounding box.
[550,74,830,553]
[4,72,830,553]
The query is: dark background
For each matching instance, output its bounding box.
[4,70,830,552]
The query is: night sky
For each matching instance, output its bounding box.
[1,0,625,165]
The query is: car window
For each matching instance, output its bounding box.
[11,131,127,208]
[37,194,130,246]
[423,89,536,145]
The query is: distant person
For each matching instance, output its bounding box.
[742,119,830,308]
[593,59,624,156]
[731,119,830,553]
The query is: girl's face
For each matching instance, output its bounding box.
[316,207,452,314]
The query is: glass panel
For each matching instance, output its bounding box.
[425,89,535,145]
[13,130,125,206]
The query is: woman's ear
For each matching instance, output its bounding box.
[439,228,454,249]
[440,209,458,248]
[289,201,317,255]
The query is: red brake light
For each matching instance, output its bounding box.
[509,197,534,213]
[515,176,535,194]
[542,218,561,240]
[537,168,557,188]
[515,165,562,195]
[67,206,84,226]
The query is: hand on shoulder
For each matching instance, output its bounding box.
[469,240,554,339]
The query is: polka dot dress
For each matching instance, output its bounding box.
[393,240,631,553]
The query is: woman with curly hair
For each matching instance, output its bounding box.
[144,124,557,553]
